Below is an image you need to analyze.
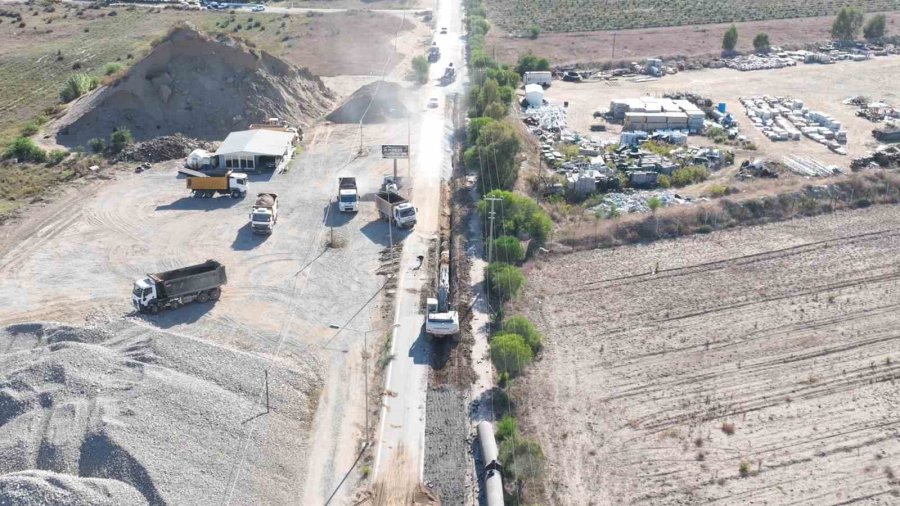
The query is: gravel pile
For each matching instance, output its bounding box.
[0,319,323,505]
[120,134,216,163]
[590,190,697,214]
[0,470,146,506]
[523,105,568,132]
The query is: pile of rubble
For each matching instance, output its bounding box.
[523,105,567,134]
[737,159,779,179]
[843,95,898,123]
[851,145,900,170]
[725,54,798,71]
[590,190,696,215]
[119,134,216,163]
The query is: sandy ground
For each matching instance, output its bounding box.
[541,56,900,169]
[514,204,900,504]
[486,12,900,68]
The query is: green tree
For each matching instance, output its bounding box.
[477,190,552,244]
[490,332,532,374]
[863,14,886,41]
[753,32,771,53]
[411,55,430,84]
[486,262,525,302]
[89,137,104,153]
[648,195,662,236]
[495,415,518,441]
[832,7,864,41]
[109,128,133,153]
[722,24,738,52]
[514,52,550,75]
[671,165,710,187]
[529,25,540,39]
[483,102,507,120]
[467,122,521,191]
[468,117,495,145]
[3,137,47,162]
[503,315,542,352]
[492,235,526,263]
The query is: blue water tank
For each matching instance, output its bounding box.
[718,102,727,113]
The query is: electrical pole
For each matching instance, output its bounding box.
[484,196,501,263]
[611,33,617,59]
[264,369,269,413]
[364,330,369,445]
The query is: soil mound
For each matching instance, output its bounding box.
[0,320,323,505]
[0,470,147,506]
[326,81,408,124]
[121,134,216,163]
[54,26,335,147]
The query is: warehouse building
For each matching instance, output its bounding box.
[214,129,297,173]
[611,97,705,132]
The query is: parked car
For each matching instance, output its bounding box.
[251,4,264,11]
[440,27,448,34]
[428,97,439,108]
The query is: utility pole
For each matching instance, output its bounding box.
[264,369,270,413]
[364,330,369,445]
[611,33,617,59]
[484,196,501,263]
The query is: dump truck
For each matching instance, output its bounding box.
[375,191,417,228]
[249,192,278,234]
[338,177,359,212]
[132,260,226,314]
[440,63,456,85]
[186,170,248,198]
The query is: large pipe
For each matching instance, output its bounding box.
[484,468,504,506]
[477,421,504,505]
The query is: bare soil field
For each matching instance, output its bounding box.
[541,56,900,169]
[0,3,419,144]
[514,204,900,504]
[486,12,900,68]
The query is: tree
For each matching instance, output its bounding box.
[514,52,550,75]
[483,102,507,120]
[486,262,525,302]
[477,190,552,244]
[832,7,864,41]
[490,332,532,374]
[467,123,521,191]
[411,55,429,84]
[109,128,133,153]
[647,195,662,236]
[3,136,47,162]
[492,235,526,263]
[753,32,771,53]
[722,24,738,52]
[528,25,540,39]
[467,117,495,145]
[503,315,542,352]
[864,14,886,41]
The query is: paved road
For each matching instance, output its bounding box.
[371,0,465,499]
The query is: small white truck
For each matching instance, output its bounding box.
[338,177,359,212]
[249,193,278,234]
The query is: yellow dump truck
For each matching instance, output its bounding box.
[186,170,249,198]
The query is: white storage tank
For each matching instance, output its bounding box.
[524,84,544,107]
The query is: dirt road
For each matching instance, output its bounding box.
[371,0,465,499]
[516,204,900,504]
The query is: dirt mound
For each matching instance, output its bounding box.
[0,320,323,505]
[54,26,335,148]
[120,134,216,163]
[326,81,408,124]
[0,470,147,506]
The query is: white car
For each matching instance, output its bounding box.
[440,27,448,34]
[427,97,439,108]
[251,4,265,11]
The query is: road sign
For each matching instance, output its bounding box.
[381,144,409,159]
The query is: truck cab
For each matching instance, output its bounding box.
[393,203,417,228]
[338,177,359,212]
[132,278,158,312]
[250,193,278,234]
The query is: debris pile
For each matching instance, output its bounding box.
[852,145,900,170]
[120,134,216,163]
[782,155,844,177]
[737,159,779,179]
[326,81,408,124]
[589,190,696,215]
[725,54,797,71]
[524,105,568,134]
[843,95,898,123]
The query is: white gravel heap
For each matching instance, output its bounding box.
[0,320,323,505]
[524,105,568,132]
[591,190,697,215]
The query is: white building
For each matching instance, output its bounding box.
[214,129,297,173]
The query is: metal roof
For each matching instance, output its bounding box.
[214,129,295,157]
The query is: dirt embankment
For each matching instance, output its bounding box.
[0,320,322,505]
[53,26,335,147]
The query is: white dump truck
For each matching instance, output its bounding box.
[249,192,278,234]
[375,191,417,228]
[132,260,226,314]
[338,177,359,212]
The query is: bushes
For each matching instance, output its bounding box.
[671,165,709,187]
[492,235,525,263]
[109,128,133,153]
[486,262,525,302]
[722,24,738,51]
[753,32,771,53]
[863,14,886,41]
[464,122,521,191]
[514,52,550,75]
[499,436,545,483]
[60,73,100,103]
[832,7,864,41]
[4,137,47,162]
[490,332,532,375]
[89,138,104,153]
[503,315,542,352]
[103,62,122,76]
[477,190,553,245]
[496,415,518,441]
[411,55,429,84]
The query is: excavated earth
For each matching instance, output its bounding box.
[53,26,335,147]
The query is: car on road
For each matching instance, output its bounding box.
[427,97,439,108]
[251,4,265,11]
[440,27,448,34]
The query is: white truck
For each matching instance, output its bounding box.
[338,177,359,212]
[524,71,552,88]
[132,260,226,314]
[249,192,278,234]
[374,190,417,228]
[426,261,458,337]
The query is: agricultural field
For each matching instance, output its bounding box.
[514,204,900,504]
[0,4,415,146]
[483,0,900,34]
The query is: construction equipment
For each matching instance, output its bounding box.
[427,43,441,63]
[426,248,459,337]
[374,191,417,228]
[132,260,226,314]
[249,193,278,234]
[337,177,359,212]
[186,170,248,198]
[440,63,456,85]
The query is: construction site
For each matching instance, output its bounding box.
[1,0,899,504]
